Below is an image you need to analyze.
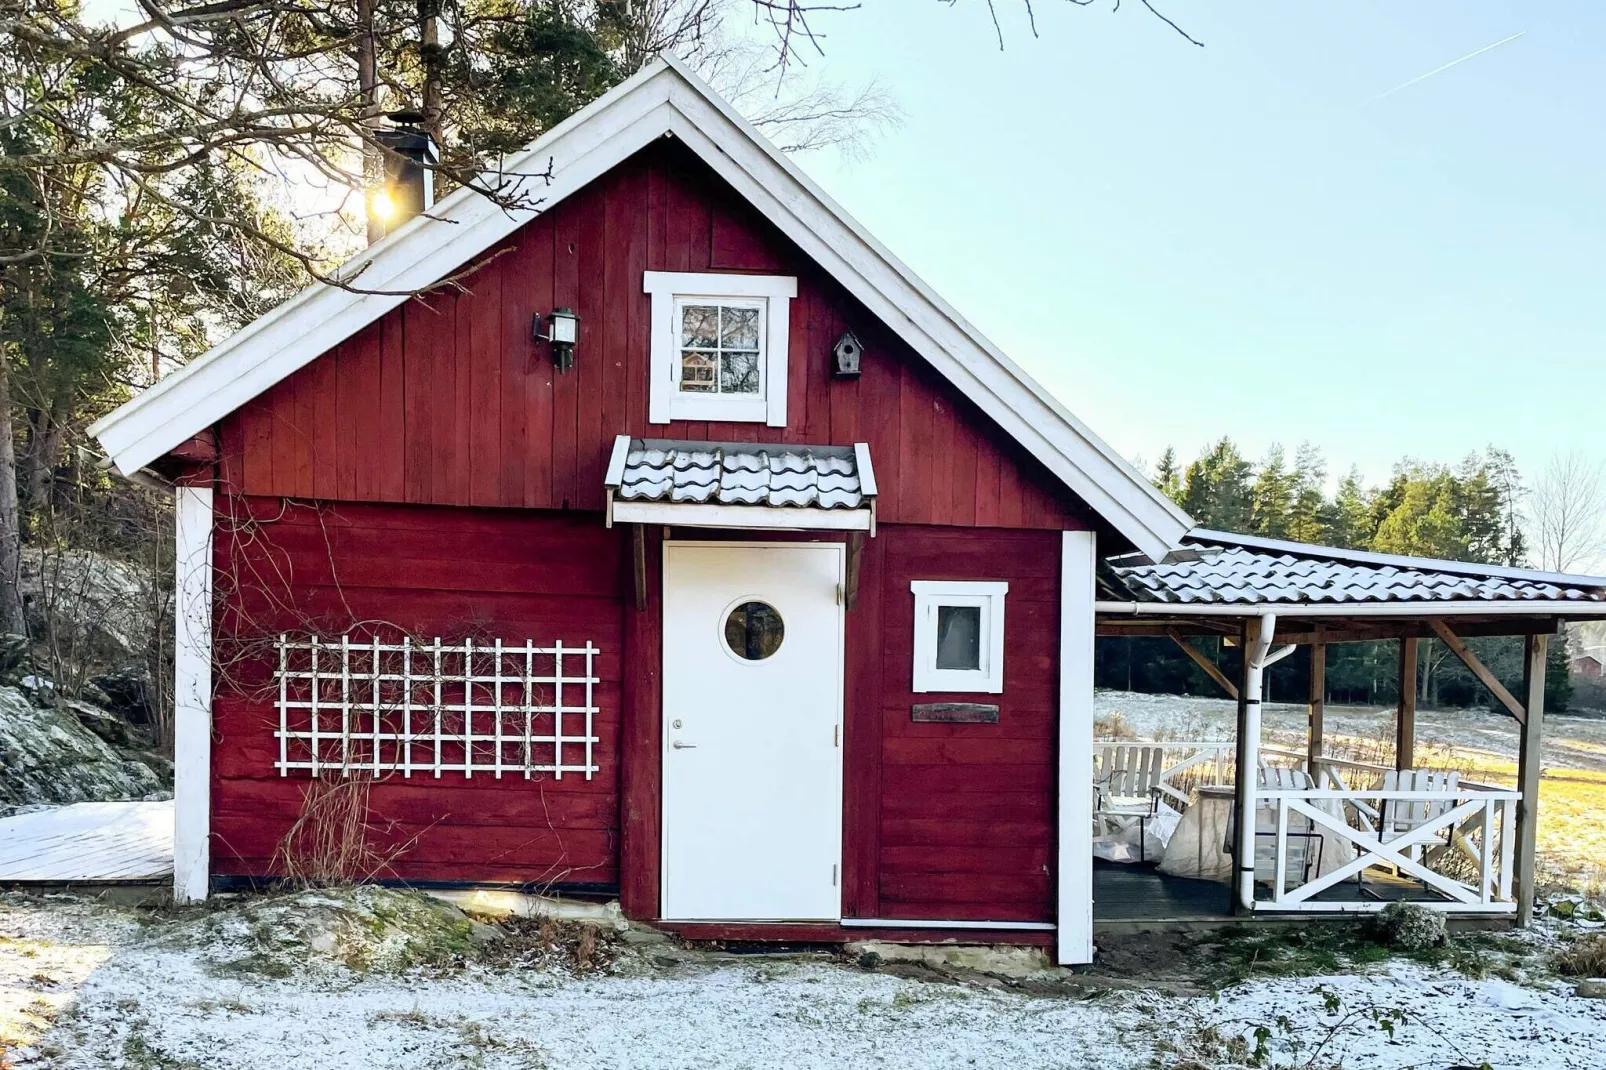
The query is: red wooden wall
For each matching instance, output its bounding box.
[847,525,1062,924]
[210,498,626,886]
[217,140,1083,530]
[205,137,1092,922]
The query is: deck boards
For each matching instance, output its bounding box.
[0,801,173,882]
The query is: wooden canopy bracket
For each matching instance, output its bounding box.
[844,531,865,610]
[1167,629,1239,700]
[632,524,647,611]
[1427,618,1526,723]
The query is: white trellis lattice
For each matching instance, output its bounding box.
[273,634,600,780]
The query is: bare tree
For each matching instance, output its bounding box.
[1530,450,1606,573]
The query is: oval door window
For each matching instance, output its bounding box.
[724,600,784,661]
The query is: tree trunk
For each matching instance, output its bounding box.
[357,0,382,245]
[419,0,444,147]
[0,357,28,635]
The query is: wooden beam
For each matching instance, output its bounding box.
[1427,618,1525,723]
[1308,641,1326,768]
[1396,637,1418,770]
[1167,630,1239,699]
[631,524,647,611]
[844,531,865,610]
[1515,634,1547,927]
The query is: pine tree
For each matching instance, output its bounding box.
[1250,443,1296,538]
[1181,438,1254,534]
[1153,447,1183,504]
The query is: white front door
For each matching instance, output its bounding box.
[661,541,844,921]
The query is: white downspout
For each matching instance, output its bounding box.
[1237,614,1296,911]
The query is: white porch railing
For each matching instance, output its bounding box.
[1253,785,1521,914]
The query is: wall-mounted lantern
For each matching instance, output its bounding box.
[534,307,580,372]
[832,330,863,378]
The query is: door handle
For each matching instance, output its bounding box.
[672,741,697,749]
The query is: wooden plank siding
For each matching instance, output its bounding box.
[866,525,1063,923]
[209,498,626,887]
[203,139,1093,924]
[215,141,1081,530]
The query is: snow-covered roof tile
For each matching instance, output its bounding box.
[1105,540,1606,606]
[610,439,871,511]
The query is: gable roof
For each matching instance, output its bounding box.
[87,55,1192,560]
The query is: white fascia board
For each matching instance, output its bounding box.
[604,434,632,487]
[90,64,683,476]
[1094,600,1606,617]
[852,443,877,498]
[90,53,1193,562]
[612,500,870,531]
[657,80,1189,560]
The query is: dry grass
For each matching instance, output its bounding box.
[272,773,418,886]
[1553,933,1606,978]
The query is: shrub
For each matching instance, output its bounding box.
[1365,903,1447,952]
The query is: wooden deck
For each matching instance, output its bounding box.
[0,801,173,883]
[1093,860,1473,927]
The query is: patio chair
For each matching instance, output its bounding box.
[1093,745,1165,861]
[1378,768,1461,866]
[1223,764,1323,893]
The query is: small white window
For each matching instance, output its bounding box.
[911,580,1008,694]
[645,271,795,426]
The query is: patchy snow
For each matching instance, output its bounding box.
[5,891,1606,1069]
[1095,689,1606,772]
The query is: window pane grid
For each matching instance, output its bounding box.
[678,301,763,396]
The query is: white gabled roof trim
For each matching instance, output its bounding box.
[89,55,1191,559]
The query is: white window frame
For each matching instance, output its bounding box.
[911,580,1008,694]
[645,271,796,426]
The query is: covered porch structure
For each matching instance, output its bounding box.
[1090,530,1606,928]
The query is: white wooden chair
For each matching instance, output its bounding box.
[1093,745,1165,860]
[1379,768,1462,870]
[1247,762,1321,891]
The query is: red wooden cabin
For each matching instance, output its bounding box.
[90,57,1199,965]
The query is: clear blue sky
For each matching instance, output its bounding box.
[785,0,1604,485]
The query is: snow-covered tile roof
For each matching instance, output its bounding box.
[610,439,869,511]
[1104,538,1606,605]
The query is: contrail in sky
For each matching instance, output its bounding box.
[1371,31,1526,102]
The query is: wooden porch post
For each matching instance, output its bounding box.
[1396,637,1418,770]
[1515,634,1547,926]
[1307,641,1326,774]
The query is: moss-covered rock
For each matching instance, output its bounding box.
[0,686,165,808]
[172,887,495,978]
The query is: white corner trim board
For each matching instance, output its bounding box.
[1057,530,1096,966]
[87,56,1190,561]
[644,271,795,427]
[173,485,214,904]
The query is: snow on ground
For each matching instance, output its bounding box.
[4,890,1606,1069]
[1094,689,1606,772]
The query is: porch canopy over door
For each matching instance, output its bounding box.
[1095,529,1606,924]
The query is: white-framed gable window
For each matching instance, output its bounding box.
[645,271,795,426]
[911,580,1008,694]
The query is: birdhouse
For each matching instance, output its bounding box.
[832,331,863,378]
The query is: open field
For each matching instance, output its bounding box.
[1096,690,1606,894]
